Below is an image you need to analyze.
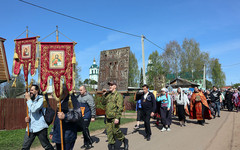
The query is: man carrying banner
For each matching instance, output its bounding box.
[22,84,54,150]
[50,84,81,150]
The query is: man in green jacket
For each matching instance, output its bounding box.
[102,81,128,150]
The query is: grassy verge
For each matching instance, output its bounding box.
[0,118,135,150]
[124,110,137,113]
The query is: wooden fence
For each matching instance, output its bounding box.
[0,97,135,130]
[0,98,58,130]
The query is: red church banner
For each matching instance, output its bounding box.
[39,42,76,101]
[12,37,38,84]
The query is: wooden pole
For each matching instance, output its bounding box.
[26,26,30,136]
[56,25,64,150]
[141,35,146,84]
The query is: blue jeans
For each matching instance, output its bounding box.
[214,101,221,116]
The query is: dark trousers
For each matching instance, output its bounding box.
[22,128,54,150]
[177,105,185,122]
[81,118,93,146]
[56,140,76,150]
[198,103,206,124]
[142,110,151,137]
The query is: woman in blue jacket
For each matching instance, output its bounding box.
[157,88,172,132]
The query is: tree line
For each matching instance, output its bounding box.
[128,38,226,89]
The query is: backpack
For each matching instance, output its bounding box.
[42,94,56,126]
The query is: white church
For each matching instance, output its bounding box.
[89,58,99,82]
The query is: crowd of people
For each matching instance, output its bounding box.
[134,85,240,141]
[21,82,240,150]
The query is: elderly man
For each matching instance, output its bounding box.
[141,84,156,141]
[77,85,96,149]
[102,81,128,150]
[22,84,54,150]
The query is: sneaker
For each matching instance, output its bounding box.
[167,128,171,132]
[134,125,140,130]
[161,127,166,132]
[80,145,86,149]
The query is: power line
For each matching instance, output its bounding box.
[19,0,165,50]
[19,0,141,38]
[145,37,165,51]
[222,62,240,68]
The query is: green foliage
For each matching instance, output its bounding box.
[146,50,163,90]
[232,83,240,88]
[128,51,140,87]
[161,40,181,76]
[206,79,213,89]
[180,38,210,79]
[94,94,105,110]
[209,58,226,87]
[74,62,82,90]
[1,74,25,98]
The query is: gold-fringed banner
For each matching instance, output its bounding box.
[39,42,76,101]
[12,37,39,84]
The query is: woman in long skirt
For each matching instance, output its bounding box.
[176,87,189,126]
[157,88,172,132]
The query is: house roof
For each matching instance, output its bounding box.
[0,37,10,84]
[169,77,199,88]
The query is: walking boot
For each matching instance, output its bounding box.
[108,144,115,150]
[123,138,129,150]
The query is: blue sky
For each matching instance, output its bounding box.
[1,0,240,85]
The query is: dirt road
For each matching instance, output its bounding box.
[33,111,240,150]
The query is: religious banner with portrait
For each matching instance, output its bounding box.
[12,36,39,86]
[39,42,76,101]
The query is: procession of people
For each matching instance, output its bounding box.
[21,82,240,150]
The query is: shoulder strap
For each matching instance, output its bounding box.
[44,94,51,108]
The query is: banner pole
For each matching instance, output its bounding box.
[26,26,29,137]
[56,25,64,150]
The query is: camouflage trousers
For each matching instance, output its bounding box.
[106,118,125,144]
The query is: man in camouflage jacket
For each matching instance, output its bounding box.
[102,81,129,150]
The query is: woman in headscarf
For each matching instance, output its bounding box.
[232,89,240,112]
[176,87,189,126]
[225,89,233,111]
[157,88,172,132]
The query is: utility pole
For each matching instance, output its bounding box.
[56,25,59,42]
[141,35,146,84]
[203,64,206,89]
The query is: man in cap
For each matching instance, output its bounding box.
[102,81,128,150]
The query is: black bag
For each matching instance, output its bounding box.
[43,94,55,126]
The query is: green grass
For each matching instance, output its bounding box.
[0,118,135,150]
[124,110,137,113]
[0,125,53,150]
